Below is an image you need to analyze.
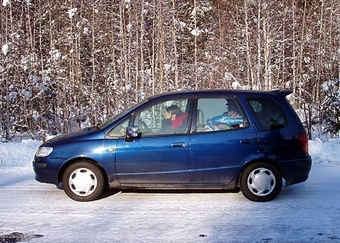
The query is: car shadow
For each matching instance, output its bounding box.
[56,184,241,201]
[100,189,122,199]
[106,188,241,197]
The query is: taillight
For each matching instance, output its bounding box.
[298,132,308,154]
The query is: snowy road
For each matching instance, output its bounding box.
[1,163,340,243]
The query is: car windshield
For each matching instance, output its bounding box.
[97,98,150,129]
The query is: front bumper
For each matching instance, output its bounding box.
[32,160,59,185]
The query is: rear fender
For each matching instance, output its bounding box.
[237,158,284,186]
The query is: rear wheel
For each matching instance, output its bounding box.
[240,162,282,202]
[62,161,105,202]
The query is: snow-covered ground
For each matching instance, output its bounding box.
[0,138,340,242]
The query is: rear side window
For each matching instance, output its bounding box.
[196,98,248,132]
[247,97,288,130]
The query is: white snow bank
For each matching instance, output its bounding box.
[0,140,41,167]
[309,138,340,165]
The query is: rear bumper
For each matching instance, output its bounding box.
[280,155,312,186]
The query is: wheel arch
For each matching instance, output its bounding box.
[237,158,284,185]
[57,158,109,188]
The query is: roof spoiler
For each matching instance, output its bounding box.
[272,90,293,97]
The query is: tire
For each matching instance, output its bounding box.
[240,162,282,202]
[62,161,105,202]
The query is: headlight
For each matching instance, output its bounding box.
[35,147,53,157]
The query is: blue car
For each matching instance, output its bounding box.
[33,90,312,202]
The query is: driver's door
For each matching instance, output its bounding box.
[115,98,192,184]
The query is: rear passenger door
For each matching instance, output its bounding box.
[189,96,258,184]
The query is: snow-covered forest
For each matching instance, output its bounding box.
[1,0,340,141]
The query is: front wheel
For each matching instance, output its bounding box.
[62,161,105,202]
[240,162,282,202]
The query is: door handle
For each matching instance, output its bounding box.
[240,139,252,144]
[171,142,187,148]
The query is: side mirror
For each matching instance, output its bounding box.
[126,125,141,141]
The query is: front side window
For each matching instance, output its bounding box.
[247,97,288,130]
[134,99,189,136]
[196,98,247,132]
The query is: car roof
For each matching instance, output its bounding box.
[147,89,292,100]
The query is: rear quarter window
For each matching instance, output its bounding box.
[247,97,288,130]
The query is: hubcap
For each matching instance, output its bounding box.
[69,168,98,197]
[247,167,276,196]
